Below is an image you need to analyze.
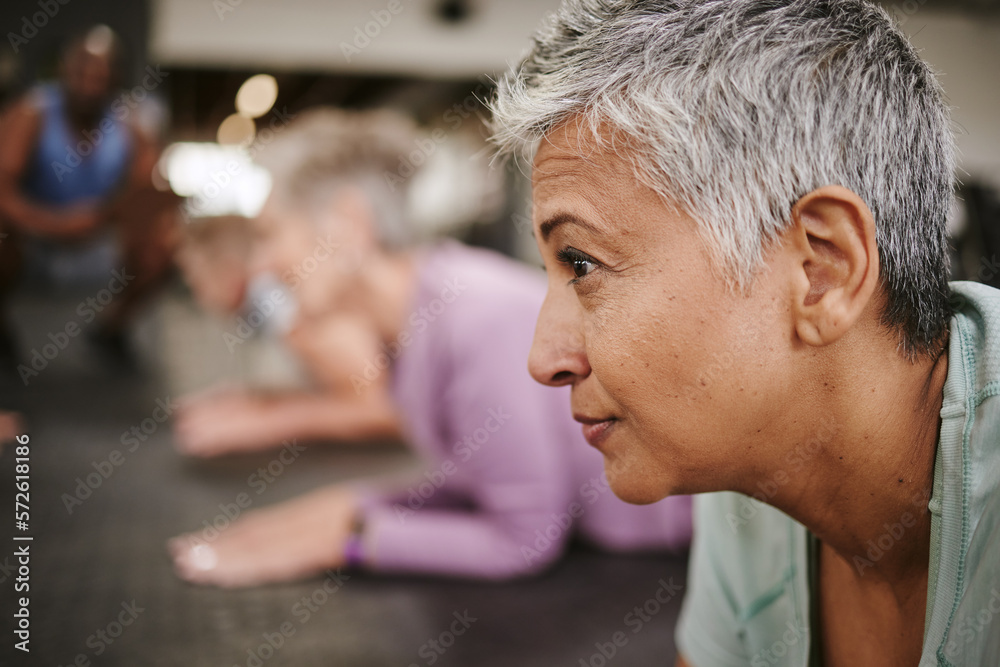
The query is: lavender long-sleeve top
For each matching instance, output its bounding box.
[358,241,692,579]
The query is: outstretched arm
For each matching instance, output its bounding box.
[175,313,402,457]
[174,388,402,457]
[358,498,572,580]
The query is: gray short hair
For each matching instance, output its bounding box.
[490,0,956,357]
[255,107,420,248]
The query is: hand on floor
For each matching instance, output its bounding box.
[167,486,358,588]
[173,389,285,457]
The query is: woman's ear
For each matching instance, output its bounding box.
[785,185,880,348]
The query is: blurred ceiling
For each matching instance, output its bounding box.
[150,0,1000,80]
[150,0,563,80]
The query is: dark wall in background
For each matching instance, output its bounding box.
[0,0,150,99]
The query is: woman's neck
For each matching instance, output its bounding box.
[751,340,949,590]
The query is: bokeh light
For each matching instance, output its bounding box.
[235,74,278,119]
[162,142,272,218]
[216,113,256,146]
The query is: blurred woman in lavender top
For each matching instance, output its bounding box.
[167,109,691,586]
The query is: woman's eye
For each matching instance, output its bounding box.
[556,248,599,282]
[570,258,594,279]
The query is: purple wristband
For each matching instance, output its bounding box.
[344,533,365,568]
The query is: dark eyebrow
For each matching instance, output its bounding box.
[539,212,601,242]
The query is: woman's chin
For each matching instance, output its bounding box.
[604,460,675,505]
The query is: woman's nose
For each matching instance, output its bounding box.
[528,289,591,387]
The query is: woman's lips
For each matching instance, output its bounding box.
[575,416,617,448]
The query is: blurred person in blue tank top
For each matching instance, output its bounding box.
[0,25,177,370]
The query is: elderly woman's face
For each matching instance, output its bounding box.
[530,121,795,503]
[252,196,360,318]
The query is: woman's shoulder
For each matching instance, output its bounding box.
[948,281,1000,395]
[944,281,1000,523]
[924,281,1000,665]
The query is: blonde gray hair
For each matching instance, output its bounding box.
[255,107,420,248]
